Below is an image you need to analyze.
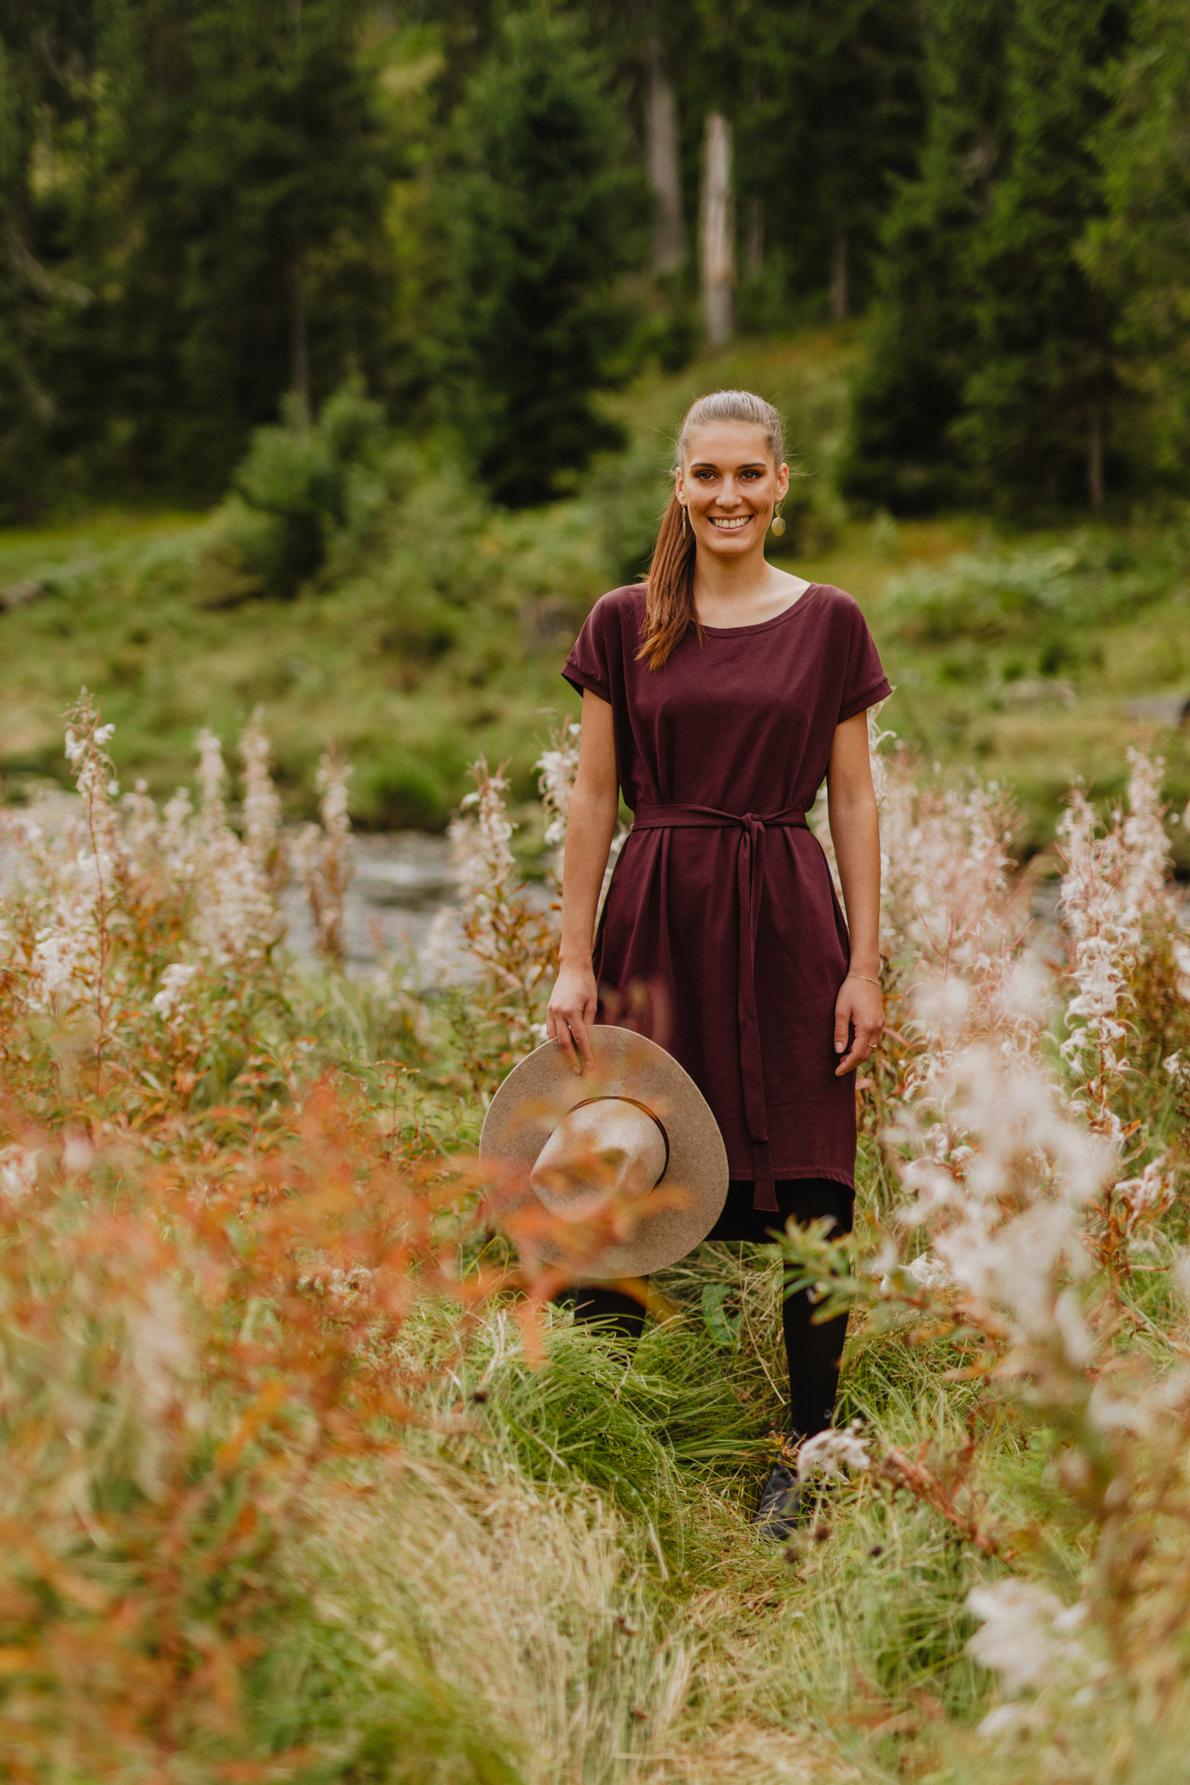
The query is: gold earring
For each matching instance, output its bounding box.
[680,502,688,541]
[770,503,786,537]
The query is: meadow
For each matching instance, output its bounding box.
[4,329,1188,863]
[1,668,1188,1782]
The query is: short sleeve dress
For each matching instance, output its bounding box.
[561,580,893,1215]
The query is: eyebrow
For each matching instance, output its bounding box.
[690,460,767,470]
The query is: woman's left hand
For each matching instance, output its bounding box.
[833,974,884,1076]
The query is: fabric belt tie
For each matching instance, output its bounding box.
[629,801,810,1214]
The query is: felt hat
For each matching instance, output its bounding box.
[479,1024,729,1279]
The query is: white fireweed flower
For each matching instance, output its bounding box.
[295,746,353,961]
[152,962,199,1023]
[62,1130,94,1174]
[965,1579,1090,1697]
[450,764,517,956]
[161,786,197,874]
[536,718,581,852]
[796,1418,871,1481]
[239,710,284,878]
[905,1251,952,1289]
[126,1277,195,1417]
[1056,752,1180,1131]
[196,727,228,836]
[193,831,281,967]
[1113,1154,1175,1231]
[1086,1377,1156,1437]
[1173,936,1190,1003]
[0,1145,40,1203]
[120,777,162,867]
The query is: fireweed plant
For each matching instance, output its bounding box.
[0,683,1189,1777]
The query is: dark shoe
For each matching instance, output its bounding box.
[753,1461,805,1540]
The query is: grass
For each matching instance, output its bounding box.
[2,328,1188,863]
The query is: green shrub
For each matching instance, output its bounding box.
[207,376,389,601]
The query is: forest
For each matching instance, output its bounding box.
[3,0,1185,524]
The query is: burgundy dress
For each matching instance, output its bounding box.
[561,580,892,1214]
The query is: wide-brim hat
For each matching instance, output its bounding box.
[479,1025,729,1279]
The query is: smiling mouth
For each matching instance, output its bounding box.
[708,515,754,530]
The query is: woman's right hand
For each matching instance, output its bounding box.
[546,962,598,1075]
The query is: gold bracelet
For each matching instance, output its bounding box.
[847,971,882,986]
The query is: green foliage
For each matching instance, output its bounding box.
[733,0,927,321]
[838,0,1015,515]
[431,4,650,507]
[878,536,1148,645]
[209,378,388,601]
[1077,0,1190,493]
[951,0,1134,517]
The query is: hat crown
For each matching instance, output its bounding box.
[529,1098,667,1220]
[478,1025,729,1278]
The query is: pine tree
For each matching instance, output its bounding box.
[433,4,648,507]
[0,0,101,519]
[73,0,396,498]
[837,0,1014,515]
[1078,0,1190,494]
[734,0,925,326]
[953,0,1133,516]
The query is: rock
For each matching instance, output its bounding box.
[1123,693,1190,727]
[1001,677,1077,706]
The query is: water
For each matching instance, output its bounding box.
[2,792,1184,993]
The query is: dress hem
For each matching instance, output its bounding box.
[726,1165,856,1193]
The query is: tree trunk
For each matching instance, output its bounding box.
[644,34,683,276]
[288,0,310,428]
[1088,400,1104,511]
[745,194,764,281]
[700,111,734,347]
[830,227,848,321]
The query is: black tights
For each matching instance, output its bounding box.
[565,1177,854,1445]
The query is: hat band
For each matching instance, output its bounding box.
[567,1095,671,1189]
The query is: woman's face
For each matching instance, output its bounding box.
[675,421,789,558]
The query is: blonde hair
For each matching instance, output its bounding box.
[636,389,792,672]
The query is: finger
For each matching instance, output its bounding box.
[834,1044,861,1076]
[834,1016,852,1056]
[555,1018,579,1069]
[566,1017,588,1074]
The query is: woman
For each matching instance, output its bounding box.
[547,388,891,1535]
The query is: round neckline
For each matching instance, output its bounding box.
[694,582,822,635]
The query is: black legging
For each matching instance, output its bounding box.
[566,1177,854,1444]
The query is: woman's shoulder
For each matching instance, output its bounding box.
[812,580,864,614]
[809,580,882,636]
[592,581,648,616]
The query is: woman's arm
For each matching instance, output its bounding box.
[548,688,619,1073]
[825,711,885,1076]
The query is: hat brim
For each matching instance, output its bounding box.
[479,1025,730,1278]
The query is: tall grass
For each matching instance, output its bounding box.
[0,685,1188,1780]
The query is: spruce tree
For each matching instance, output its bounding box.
[837,0,1014,514]
[1078,0,1190,495]
[433,4,649,507]
[76,0,395,498]
[953,0,1133,516]
[734,0,925,326]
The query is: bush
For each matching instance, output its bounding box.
[204,376,389,601]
